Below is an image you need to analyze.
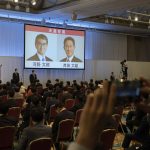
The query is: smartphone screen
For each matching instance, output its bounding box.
[116,80,140,97]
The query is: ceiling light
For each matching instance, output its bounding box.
[14,0,19,3]
[134,15,138,21]
[31,0,37,6]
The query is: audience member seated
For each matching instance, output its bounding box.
[68,80,116,150]
[122,114,150,149]
[52,101,74,142]
[14,87,24,99]
[0,102,18,127]
[16,107,52,150]
[126,101,146,132]
[0,84,7,96]
[45,93,59,121]
[6,89,17,108]
[19,82,26,95]
[69,94,85,114]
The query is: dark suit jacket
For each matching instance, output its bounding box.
[29,74,37,84]
[12,72,20,84]
[27,53,52,61]
[60,56,82,62]
[0,115,18,127]
[52,109,74,141]
[17,123,52,150]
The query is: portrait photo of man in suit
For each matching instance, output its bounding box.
[27,34,52,61]
[60,37,82,62]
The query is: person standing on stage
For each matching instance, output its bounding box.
[12,68,20,85]
[29,70,37,85]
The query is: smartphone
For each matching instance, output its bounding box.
[116,80,140,97]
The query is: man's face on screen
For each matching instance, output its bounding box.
[64,40,75,57]
[35,38,48,56]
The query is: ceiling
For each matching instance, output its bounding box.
[0,0,150,36]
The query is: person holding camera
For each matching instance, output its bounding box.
[121,59,128,80]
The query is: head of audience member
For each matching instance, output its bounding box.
[47,80,51,84]
[15,87,20,93]
[35,34,48,57]
[55,101,65,113]
[15,68,18,73]
[0,102,9,116]
[30,107,44,124]
[0,80,2,84]
[8,89,15,98]
[64,37,75,58]
[31,95,40,107]
[66,81,70,86]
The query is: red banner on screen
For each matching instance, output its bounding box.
[26,25,84,36]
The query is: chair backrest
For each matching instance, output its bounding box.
[65,99,75,110]
[16,99,24,108]
[0,126,15,150]
[0,95,8,102]
[49,105,57,122]
[56,119,74,142]
[7,107,21,121]
[29,138,54,150]
[112,114,121,128]
[101,129,116,150]
[74,109,83,127]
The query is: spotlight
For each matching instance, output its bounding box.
[130,22,133,27]
[31,0,36,6]
[14,0,19,3]
[15,5,20,10]
[111,19,114,24]
[105,18,109,24]
[6,3,11,9]
[128,15,131,20]
[134,15,138,21]
[26,7,30,13]
[30,0,43,10]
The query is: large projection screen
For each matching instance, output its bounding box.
[24,24,85,69]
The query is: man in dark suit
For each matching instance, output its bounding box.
[60,37,82,62]
[27,34,52,61]
[52,101,74,142]
[12,68,20,85]
[17,107,52,150]
[29,70,37,85]
[0,102,18,127]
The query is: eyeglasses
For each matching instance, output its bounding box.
[36,42,47,47]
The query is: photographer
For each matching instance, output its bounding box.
[121,59,128,80]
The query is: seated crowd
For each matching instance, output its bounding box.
[0,78,150,150]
